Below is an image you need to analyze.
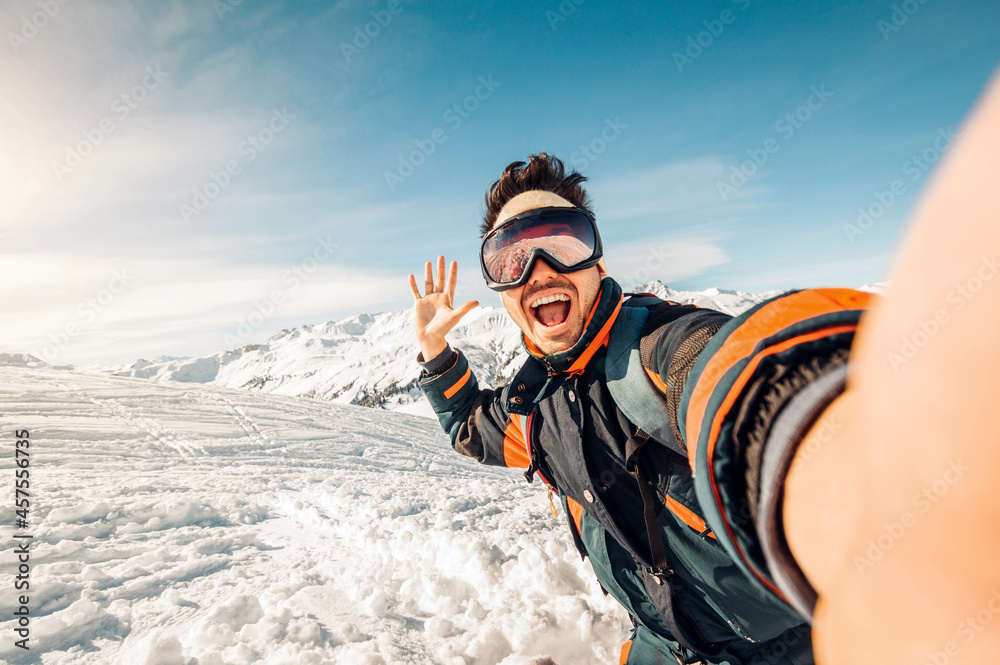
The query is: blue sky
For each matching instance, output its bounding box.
[1,0,998,364]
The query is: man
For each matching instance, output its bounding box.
[408,71,1000,665]
[410,153,828,664]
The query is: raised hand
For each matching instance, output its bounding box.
[408,256,479,361]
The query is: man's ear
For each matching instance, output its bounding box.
[597,258,608,277]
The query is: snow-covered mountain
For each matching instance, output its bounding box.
[97,281,792,415]
[0,352,57,368]
[61,280,883,417]
[100,306,526,419]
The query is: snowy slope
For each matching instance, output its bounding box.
[98,280,803,415]
[0,367,629,665]
[102,307,527,417]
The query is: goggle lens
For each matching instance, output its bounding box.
[482,210,597,284]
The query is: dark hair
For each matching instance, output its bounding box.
[480,153,592,238]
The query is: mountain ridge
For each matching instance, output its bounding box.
[22,280,889,416]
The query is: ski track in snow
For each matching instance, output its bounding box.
[0,368,629,665]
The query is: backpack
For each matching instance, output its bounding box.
[588,294,808,655]
[605,293,695,457]
[601,295,715,578]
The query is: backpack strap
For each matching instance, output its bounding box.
[606,295,689,457]
[624,427,674,584]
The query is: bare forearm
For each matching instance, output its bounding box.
[418,336,448,363]
[786,71,1000,664]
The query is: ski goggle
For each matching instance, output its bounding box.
[480,206,603,291]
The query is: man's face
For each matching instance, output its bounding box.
[492,191,604,356]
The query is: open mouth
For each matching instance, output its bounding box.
[529,293,572,328]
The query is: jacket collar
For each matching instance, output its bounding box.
[522,277,624,376]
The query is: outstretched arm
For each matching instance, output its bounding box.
[409,257,532,469]
[786,70,1000,664]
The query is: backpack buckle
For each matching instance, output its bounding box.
[642,565,674,585]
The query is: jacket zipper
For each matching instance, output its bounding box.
[713,602,758,643]
[522,412,557,492]
[673,596,715,652]
[531,332,758,647]
[725,617,757,643]
[698,591,758,643]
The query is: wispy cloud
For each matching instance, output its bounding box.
[693,253,894,294]
[604,235,731,289]
[590,156,771,224]
[0,254,403,365]
[0,1,397,366]
[584,157,760,288]
[0,0,993,366]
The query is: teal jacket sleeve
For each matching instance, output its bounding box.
[417,347,531,469]
[636,289,874,616]
[674,287,875,617]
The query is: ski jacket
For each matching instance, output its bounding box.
[417,276,873,663]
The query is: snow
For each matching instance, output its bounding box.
[0,367,629,664]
